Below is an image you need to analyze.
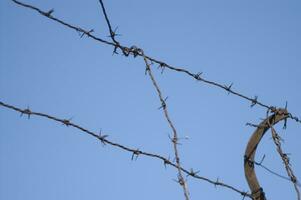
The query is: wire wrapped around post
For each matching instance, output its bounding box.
[244,108,288,200]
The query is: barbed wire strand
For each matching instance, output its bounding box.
[243,151,301,187]
[255,160,301,187]
[266,110,300,200]
[0,101,252,199]
[11,0,301,125]
[8,0,301,198]
[97,0,118,44]
[143,57,190,199]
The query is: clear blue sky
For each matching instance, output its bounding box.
[1,0,300,199]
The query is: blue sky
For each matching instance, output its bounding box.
[1,0,300,199]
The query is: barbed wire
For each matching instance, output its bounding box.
[244,152,301,188]
[256,160,301,188]
[10,0,301,125]
[0,100,252,199]
[96,1,301,198]
[143,56,190,199]
[97,0,190,198]
[246,121,300,188]
[96,0,190,197]
[245,109,300,199]
[6,0,301,199]
[267,109,300,200]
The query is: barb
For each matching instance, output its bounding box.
[10,0,301,125]
[143,56,190,200]
[246,122,268,129]
[0,100,252,198]
[267,110,300,200]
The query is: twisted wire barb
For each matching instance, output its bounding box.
[0,100,252,199]
[11,0,301,125]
